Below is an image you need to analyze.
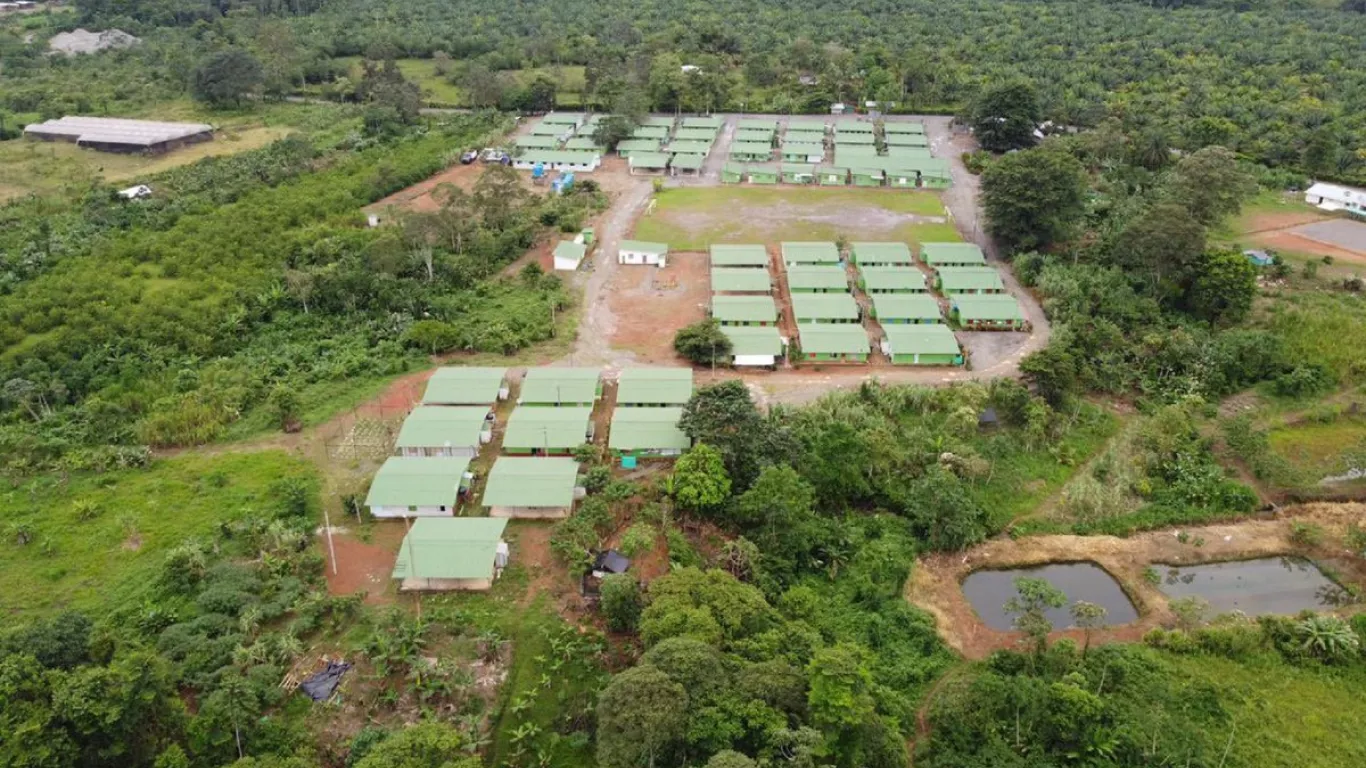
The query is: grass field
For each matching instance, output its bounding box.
[633,186,957,250]
[0,451,317,615]
[1268,417,1366,478]
[1258,291,1366,384]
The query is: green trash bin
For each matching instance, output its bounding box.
[581,228,595,246]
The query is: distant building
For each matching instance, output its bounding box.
[1304,182,1366,215]
[25,116,212,154]
[117,184,152,200]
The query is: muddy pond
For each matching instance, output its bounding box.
[1157,557,1348,616]
[961,562,1139,631]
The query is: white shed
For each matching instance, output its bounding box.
[553,239,587,271]
[618,239,669,267]
[1305,182,1366,215]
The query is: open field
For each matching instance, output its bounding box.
[0,451,318,616]
[1215,189,1366,267]
[606,250,710,362]
[632,186,958,250]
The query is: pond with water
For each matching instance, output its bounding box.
[961,562,1139,631]
[1157,557,1348,615]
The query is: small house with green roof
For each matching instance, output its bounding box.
[616,138,662,156]
[851,167,883,187]
[682,116,723,130]
[712,267,772,294]
[730,142,773,162]
[834,132,876,146]
[887,169,918,188]
[396,406,493,458]
[885,132,929,147]
[619,239,669,266]
[747,164,779,184]
[712,295,779,326]
[366,456,472,518]
[631,125,671,140]
[935,267,1006,294]
[628,152,671,176]
[797,324,870,362]
[870,293,942,324]
[951,295,1027,330]
[881,324,963,366]
[920,242,987,268]
[781,143,825,163]
[838,120,877,134]
[883,121,925,135]
[529,122,572,139]
[886,146,933,161]
[791,292,860,324]
[817,166,848,185]
[857,266,928,293]
[850,242,914,267]
[735,128,775,145]
[608,407,690,458]
[563,137,603,151]
[512,150,602,172]
[483,457,582,519]
[666,139,712,157]
[721,325,786,367]
[710,244,769,268]
[669,153,704,176]
[641,116,676,128]
[781,164,816,184]
[503,406,593,454]
[738,117,778,131]
[391,518,509,592]
[422,367,509,405]
[722,162,745,184]
[673,127,717,142]
[553,240,587,271]
[617,368,693,407]
[542,112,586,126]
[516,135,561,149]
[519,367,602,406]
[785,265,848,293]
[781,241,841,266]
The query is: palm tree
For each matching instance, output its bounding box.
[1295,615,1360,662]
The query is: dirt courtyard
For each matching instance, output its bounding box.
[907,502,1366,659]
[605,250,709,363]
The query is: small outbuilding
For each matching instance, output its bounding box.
[503,406,594,454]
[791,292,861,324]
[673,127,718,142]
[631,125,671,140]
[710,243,770,268]
[391,518,509,592]
[883,121,925,135]
[935,267,1006,295]
[781,164,817,184]
[553,240,588,271]
[512,150,602,172]
[666,140,712,157]
[517,134,562,149]
[681,116,723,130]
[885,133,929,147]
[520,368,603,406]
[850,242,914,267]
[921,242,987,268]
[617,139,663,156]
[730,142,774,162]
[618,240,669,267]
[881,324,963,366]
[609,407,690,458]
[712,295,779,326]
[24,116,213,155]
[797,324,871,362]
[629,152,671,176]
[781,143,826,163]
[617,368,693,407]
[366,457,472,518]
[816,166,848,186]
[1305,182,1366,214]
[422,367,509,405]
[870,293,942,324]
[951,295,1027,330]
[712,267,773,294]
[395,406,493,458]
[785,265,849,293]
[669,153,705,176]
[781,241,841,266]
[483,457,582,519]
[746,164,779,184]
[720,325,786,367]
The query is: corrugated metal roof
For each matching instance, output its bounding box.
[391,518,507,580]
[797,324,870,354]
[673,127,718,141]
[785,265,848,291]
[666,140,712,155]
[791,292,860,320]
[483,457,579,508]
[620,239,668,254]
[515,135,561,148]
[883,121,926,134]
[671,153,705,170]
[520,368,602,404]
[366,457,470,507]
[872,293,941,321]
[395,406,490,448]
[834,133,876,145]
[631,125,671,138]
[681,116,723,129]
[885,133,929,146]
[422,367,507,405]
[738,118,778,130]
[24,116,213,146]
[563,137,603,150]
[541,112,586,124]
[852,242,913,265]
[712,295,778,323]
[609,407,690,451]
[721,325,784,356]
[629,152,671,168]
[710,244,769,267]
[782,242,840,263]
[617,139,663,152]
[884,324,961,356]
[936,267,1005,293]
[921,242,986,265]
[859,266,927,291]
[711,267,772,293]
[554,241,587,262]
[617,368,693,405]
[504,407,593,449]
[953,294,1025,321]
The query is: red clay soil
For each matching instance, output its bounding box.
[1242,210,1332,233]
[323,523,407,604]
[1255,229,1366,266]
[606,250,709,363]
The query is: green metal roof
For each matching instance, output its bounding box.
[886,146,932,159]
[722,162,748,176]
[670,153,705,170]
[608,407,690,451]
[629,152,671,169]
[852,242,913,265]
[542,112,586,124]
[782,242,840,264]
[837,121,876,133]
[721,325,784,356]
[395,406,490,449]
[563,137,603,151]
[516,135,561,148]
[366,457,470,508]
[529,123,567,136]
[712,267,772,292]
[859,266,927,291]
[617,139,662,153]
[883,324,961,356]
[797,324,870,355]
[882,121,925,134]
[785,121,827,133]
[817,166,849,178]
[516,150,600,164]
[617,368,694,405]
[872,293,941,322]
[710,244,769,267]
[937,267,1005,293]
[738,118,778,130]
[391,518,508,580]
[712,295,778,323]
[885,133,929,147]
[730,141,773,156]
[520,368,602,404]
[681,116,723,129]
[921,242,986,266]
[781,142,825,155]
[781,164,816,176]
[953,295,1025,322]
[673,128,717,141]
[834,133,876,145]
[641,116,676,128]
[554,240,586,263]
[483,457,579,508]
[422,367,507,405]
[785,265,848,291]
[746,164,779,178]
[503,406,593,449]
[791,292,859,321]
[620,239,668,254]
[666,140,712,155]
[632,125,671,139]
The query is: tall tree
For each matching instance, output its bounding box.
[672,443,732,514]
[981,147,1088,252]
[1003,577,1066,656]
[192,49,264,108]
[1163,146,1254,226]
[1184,248,1257,327]
[596,666,688,768]
[969,80,1040,152]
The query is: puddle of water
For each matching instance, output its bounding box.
[961,562,1139,632]
[1157,557,1349,616]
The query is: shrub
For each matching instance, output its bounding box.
[600,574,642,632]
[1272,364,1337,399]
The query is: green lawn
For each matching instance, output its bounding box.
[634,186,954,250]
[0,451,318,615]
[1268,417,1366,478]
[1163,654,1366,768]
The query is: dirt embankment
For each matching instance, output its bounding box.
[908,503,1366,660]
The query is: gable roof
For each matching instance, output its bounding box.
[617,368,693,405]
[858,266,928,292]
[785,265,849,291]
[673,127,718,141]
[620,240,668,255]
[666,140,712,155]
[563,137,603,151]
[516,135,561,148]
[791,292,860,321]
[797,324,870,355]
[391,518,508,580]
[395,406,490,449]
[483,457,580,508]
[921,242,986,266]
[738,117,778,130]
[953,294,1025,322]
[720,325,784,356]
[883,324,962,356]
[541,112,586,124]
[712,295,778,323]
[631,125,671,139]
[851,242,913,265]
[629,152,671,169]
[872,293,942,322]
[681,116,723,129]
[937,267,1005,292]
[422,367,507,405]
[608,407,690,451]
[617,139,662,153]
[554,240,586,263]
[366,457,470,507]
[503,407,593,449]
[781,242,840,264]
[520,368,601,404]
[710,244,769,267]
[711,267,772,293]
[670,153,705,171]
[883,121,925,134]
[730,140,773,156]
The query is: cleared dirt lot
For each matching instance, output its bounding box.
[605,251,709,363]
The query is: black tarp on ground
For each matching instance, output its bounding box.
[299,661,351,701]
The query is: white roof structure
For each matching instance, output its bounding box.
[25,116,213,147]
[1306,182,1365,203]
